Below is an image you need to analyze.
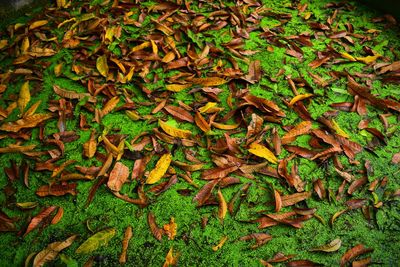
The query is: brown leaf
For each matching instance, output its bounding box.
[33,235,77,267]
[193,179,219,206]
[281,121,312,144]
[201,166,238,180]
[392,152,400,164]
[274,189,282,212]
[119,226,133,264]
[194,112,211,132]
[217,189,227,223]
[191,77,228,86]
[24,206,57,236]
[148,212,164,241]
[50,207,63,225]
[36,183,77,197]
[281,191,311,207]
[83,130,97,158]
[107,162,129,192]
[287,259,323,267]
[53,85,96,103]
[164,105,194,123]
[239,233,272,249]
[340,244,373,267]
[0,114,53,132]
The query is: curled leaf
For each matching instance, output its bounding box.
[33,235,77,267]
[159,120,191,139]
[310,238,342,252]
[96,55,109,78]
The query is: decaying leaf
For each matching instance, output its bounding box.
[18,81,30,113]
[163,217,177,240]
[24,206,57,236]
[36,183,77,197]
[33,235,77,267]
[340,244,373,267]
[75,228,116,254]
[119,226,133,264]
[191,77,228,87]
[0,113,53,132]
[310,238,342,252]
[217,189,227,222]
[107,162,129,192]
[163,247,178,267]
[83,130,97,158]
[146,153,172,184]
[148,212,164,241]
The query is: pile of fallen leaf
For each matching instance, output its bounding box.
[0,0,400,266]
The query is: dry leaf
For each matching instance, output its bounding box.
[159,120,191,139]
[146,153,172,184]
[119,226,133,264]
[107,162,129,192]
[33,235,77,267]
[24,206,57,236]
[217,189,227,222]
[165,83,193,92]
[76,228,116,254]
[0,113,53,132]
[96,55,109,78]
[148,212,164,241]
[163,247,178,267]
[191,77,228,87]
[18,81,30,113]
[281,121,312,144]
[248,143,278,164]
[163,217,177,240]
[310,238,342,252]
[212,236,228,251]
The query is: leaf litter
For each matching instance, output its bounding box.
[0,0,399,266]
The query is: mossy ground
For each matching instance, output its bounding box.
[0,0,399,266]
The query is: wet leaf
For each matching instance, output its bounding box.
[33,235,77,267]
[76,228,116,254]
[146,153,172,184]
[248,142,278,164]
[310,238,341,252]
[107,162,129,192]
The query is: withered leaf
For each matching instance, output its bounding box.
[53,85,96,103]
[96,55,109,78]
[119,226,133,264]
[212,236,228,252]
[239,233,272,249]
[36,183,77,197]
[159,120,191,139]
[0,113,53,132]
[33,235,77,267]
[24,206,57,236]
[83,130,97,158]
[107,162,129,192]
[281,121,312,144]
[281,191,311,207]
[191,77,228,87]
[146,153,172,184]
[76,228,116,254]
[148,212,164,241]
[248,142,278,164]
[164,105,194,123]
[163,217,177,240]
[310,238,342,252]
[18,81,30,113]
[217,189,227,222]
[163,247,178,267]
[340,244,373,267]
[193,179,219,206]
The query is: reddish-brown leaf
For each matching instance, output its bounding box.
[107,162,129,192]
[36,183,77,197]
[287,259,323,267]
[274,189,282,212]
[281,191,311,207]
[193,179,219,207]
[164,105,194,123]
[50,207,64,225]
[340,244,373,267]
[147,212,164,241]
[24,206,57,236]
[202,166,238,180]
[239,232,272,249]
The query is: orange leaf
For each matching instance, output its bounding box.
[107,162,129,192]
[163,217,177,240]
[281,121,312,144]
[191,77,228,87]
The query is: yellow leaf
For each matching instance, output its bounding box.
[54,63,63,77]
[126,110,141,121]
[131,41,151,53]
[17,81,30,114]
[101,96,119,117]
[212,236,228,252]
[198,102,217,113]
[191,77,228,87]
[165,83,192,92]
[355,54,381,64]
[162,51,175,63]
[151,39,158,55]
[163,247,178,267]
[310,238,342,252]
[56,0,67,8]
[212,122,240,130]
[248,142,278,164]
[21,37,30,54]
[163,217,177,240]
[0,40,8,50]
[331,119,349,138]
[96,55,109,78]
[289,93,313,106]
[29,20,48,30]
[159,120,191,139]
[146,153,172,184]
[105,26,115,43]
[110,57,126,74]
[340,52,356,61]
[217,189,227,222]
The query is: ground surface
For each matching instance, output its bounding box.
[0,0,400,266]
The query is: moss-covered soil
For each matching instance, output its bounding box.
[0,0,400,266]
